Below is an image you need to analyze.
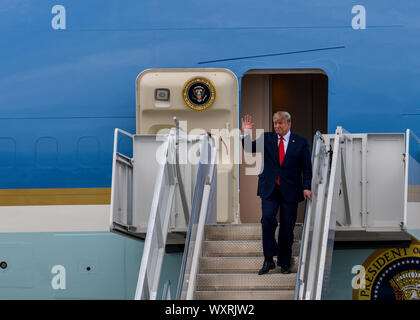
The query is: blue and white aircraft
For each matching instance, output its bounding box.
[0,1,419,300]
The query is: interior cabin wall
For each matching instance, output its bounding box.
[239,74,271,223]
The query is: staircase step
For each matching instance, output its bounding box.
[202,240,301,257]
[194,290,295,300]
[205,223,303,241]
[196,273,297,291]
[199,256,299,274]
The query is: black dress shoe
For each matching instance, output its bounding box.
[280,267,291,274]
[258,260,275,275]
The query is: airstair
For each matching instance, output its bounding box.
[109,124,420,300]
[193,223,301,300]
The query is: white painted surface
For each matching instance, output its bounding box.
[0,205,110,232]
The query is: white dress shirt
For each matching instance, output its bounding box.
[278,130,291,154]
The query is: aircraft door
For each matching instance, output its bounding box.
[136,69,239,224]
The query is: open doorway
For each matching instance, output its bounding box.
[240,70,328,223]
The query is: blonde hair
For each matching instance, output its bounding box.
[273,111,291,123]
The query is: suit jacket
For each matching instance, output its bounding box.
[243,131,312,203]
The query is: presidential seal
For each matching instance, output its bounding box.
[182,77,216,111]
[353,240,420,300]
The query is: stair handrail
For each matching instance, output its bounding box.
[134,128,182,300]
[176,133,218,300]
[110,128,135,233]
[295,131,322,299]
[404,129,420,233]
[162,280,172,300]
[296,127,342,300]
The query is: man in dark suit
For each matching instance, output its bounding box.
[242,112,312,275]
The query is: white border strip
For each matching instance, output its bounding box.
[0,205,110,233]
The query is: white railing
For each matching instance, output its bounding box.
[296,127,342,300]
[176,133,218,300]
[296,126,417,299]
[110,129,135,234]
[134,131,176,300]
[295,131,322,300]
[404,130,420,236]
[133,130,217,300]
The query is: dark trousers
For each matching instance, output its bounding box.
[261,185,298,269]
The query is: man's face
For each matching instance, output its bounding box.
[273,116,291,137]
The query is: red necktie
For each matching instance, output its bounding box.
[277,136,285,185]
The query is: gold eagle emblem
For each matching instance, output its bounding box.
[182,77,216,111]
